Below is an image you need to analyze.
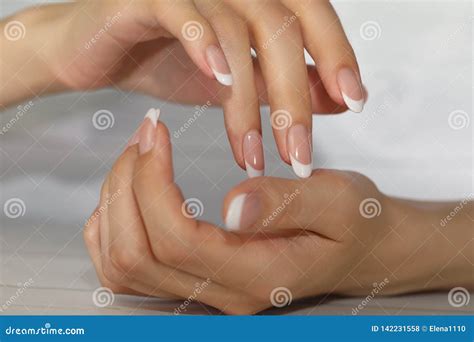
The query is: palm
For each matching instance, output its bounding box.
[115,39,220,104]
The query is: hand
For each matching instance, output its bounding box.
[2,0,365,178]
[84,110,473,314]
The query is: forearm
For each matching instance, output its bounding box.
[384,196,473,293]
[0,5,68,108]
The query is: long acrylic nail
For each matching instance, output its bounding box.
[138,108,160,155]
[243,130,264,178]
[337,68,365,113]
[225,192,261,231]
[287,124,312,178]
[206,45,233,86]
[125,130,140,149]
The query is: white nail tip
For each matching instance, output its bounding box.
[211,68,233,86]
[225,193,246,231]
[145,108,160,127]
[245,162,264,178]
[342,92,364,113]
[290,155,312,178]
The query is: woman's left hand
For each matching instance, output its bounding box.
[84,111,473,314]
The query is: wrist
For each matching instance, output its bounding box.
[0,5,68,107]
[381,196,473,293]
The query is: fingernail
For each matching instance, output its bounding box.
[206,45,233,86]
[125,130,140,149]
[138,108,160,155]
[243,130,264,178]
[337,68,364,113]
[225,193,261,231]
[287,124,312,178]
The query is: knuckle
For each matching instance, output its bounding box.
[151,237,187,266]
[253,7,302,44]
[108,246,144,276]
[82,225,96,249]
[102,260,126,285]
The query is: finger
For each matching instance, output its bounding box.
[195,1,264,177]
[97,136,177,299]
[245,3,313,178]
[83,207,138,295]
[222,170,360,238]
[152,0,233,86]
[96,173,159,295]
[129,117,286,304]
[84,207,168,297]
[254,63,347,114]
[128,113,265,313]
[282,0,365,112]
[133,118,220,243]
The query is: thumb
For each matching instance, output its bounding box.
[222,176,316,233]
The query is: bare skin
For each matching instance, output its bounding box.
[0,0,364,177]
[84,115,473,314]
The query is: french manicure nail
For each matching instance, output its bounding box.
[138,108,160,155]
[243,130,264,178]
[225,193,261,231]
[125,130,140,149]
[288,124,312,178]
[337,68,365,113]
[206,45,233,86]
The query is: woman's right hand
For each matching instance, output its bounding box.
[16,0,364,178]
